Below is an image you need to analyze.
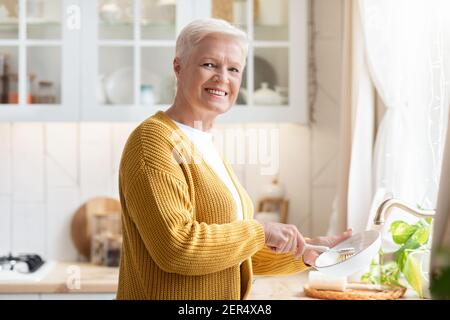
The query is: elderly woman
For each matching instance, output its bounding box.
[116,18,351,300]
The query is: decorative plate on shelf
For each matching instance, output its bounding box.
[104,67,161,105]
[104,67,133,105]
[251,56,278,91]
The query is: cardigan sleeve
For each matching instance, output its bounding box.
[251,246,311,275]
[123,163,266,276]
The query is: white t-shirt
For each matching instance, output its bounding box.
[174,120,244,220]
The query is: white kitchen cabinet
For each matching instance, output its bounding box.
[0,0,80,121]
[0,0,308,123]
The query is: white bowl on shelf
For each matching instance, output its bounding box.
[254,82,284,105]
[99,2,122,24]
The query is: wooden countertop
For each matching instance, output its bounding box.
[249,272,313,300]
[0,265,316,297]
[249,271,420,300]
[0,263,419,299]
[0,262,119,294]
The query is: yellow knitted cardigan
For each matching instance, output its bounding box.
[116,111,309,300]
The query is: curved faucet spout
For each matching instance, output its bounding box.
[373,198,435,227]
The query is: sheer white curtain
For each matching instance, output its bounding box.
[346,2,375,233]
[327,0,376,236]
[358,0,450,247]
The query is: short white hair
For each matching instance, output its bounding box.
[175,18,249,63]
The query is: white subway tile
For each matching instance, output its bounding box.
[315,39,343,103]
[80,143,112,196]
[279,123,311,231]
[242,123,279,205]
[111,170,120,198]
[45,123,78,188]
[0,124,10,149]
[12,124,43,153]
[313,0,343,40]
[111,123,137,173]
[0,124,11,194]
[12,151,44,202]
[0,195,11,255]
[312,156,338,188]
[312,128,339,183]
[80,123,110,144]
[11,124,44,202]
[313,89,340,132]
[312,187,337,237]
[0,146,11,194]
[12,203,46,257]
[46,188,80,261]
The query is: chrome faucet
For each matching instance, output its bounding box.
[373,196,435,227]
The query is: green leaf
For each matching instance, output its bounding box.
[403,252,424,298]
[411,227,429,245]
[385,219,433,298]
[395,238,421,270]
[360,258,403,287]
[424,217,433,225]
[390,221,418,245]
[360,258,380,285]
[380,261,402,286]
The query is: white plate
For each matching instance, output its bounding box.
[104,67,133,105]
[314,230,381,277]
[104,67,160,105]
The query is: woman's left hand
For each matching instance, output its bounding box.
[302,228,353,266]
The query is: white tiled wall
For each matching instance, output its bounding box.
[310,0,343,235]
[0,121,312,260]
[0,0,343,260]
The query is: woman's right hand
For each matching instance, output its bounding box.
[259,221,306,260]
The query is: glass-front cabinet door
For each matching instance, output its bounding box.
[0,0,306,122]
[0,0,80,121]
[81,0,179,121]
[81,0,307,123]
[209,0,307,123]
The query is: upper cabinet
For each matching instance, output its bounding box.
[80,0,177,121]
[0,0,308,123]
[209,0,308,123]
[0,0,80,121]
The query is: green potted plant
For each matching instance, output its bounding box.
[361,217,433,298]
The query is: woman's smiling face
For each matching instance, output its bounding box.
[174,33,245,118]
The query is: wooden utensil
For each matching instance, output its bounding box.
[70,196,121,260]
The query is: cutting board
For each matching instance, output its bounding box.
[70,196,122,260]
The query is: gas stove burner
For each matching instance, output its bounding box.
[0,253,45,273]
